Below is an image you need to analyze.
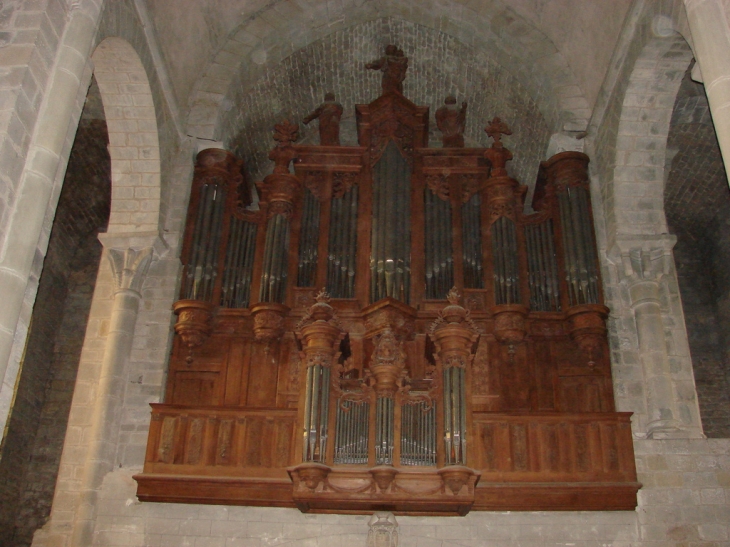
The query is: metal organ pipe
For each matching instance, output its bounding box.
[424,187,454,299]
[526,219,560,311]
[492,216,520,305]
[461,194,483,289]
[221,217,257,308]
[260,212,290,303]
[371,142,411,304]
[297,188,320,287]
[327,186,358,298]
[183,182,227,301]
[558,186,599,306]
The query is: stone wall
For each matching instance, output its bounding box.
[0,79,110,546]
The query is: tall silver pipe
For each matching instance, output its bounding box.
[559,193,579,305]
[575,187,599,302]
[545,219,560,310]
[259,215,275,301]
[443,366,453,464]
[302,365,313,461]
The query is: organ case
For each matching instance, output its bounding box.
[135,61,640,514]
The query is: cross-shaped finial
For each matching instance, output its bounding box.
[484,117,512,146]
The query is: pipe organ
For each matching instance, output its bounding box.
[135,48,640,514]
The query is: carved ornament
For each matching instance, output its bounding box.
[425,173,450,201]
[250,302,289,342]
[565,303,609,367]
[173,299,214,362]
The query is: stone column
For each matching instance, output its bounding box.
[615,236,703,439]
[684,0,730,185]
[70,233,164,546]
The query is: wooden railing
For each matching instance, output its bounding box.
[472,411,636,481]
[142,404,297,475]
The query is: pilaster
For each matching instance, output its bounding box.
[612,235,703,439]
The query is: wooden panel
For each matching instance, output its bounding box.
[143,405,297,472]
[171,372,221,406]
[472,412,637,482]
[245,341,281,406]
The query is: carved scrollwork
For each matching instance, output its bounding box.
[425,173,450,201]
[370,105,415,163]
[489,200,514,222]
[460,174,481,203]
[302,171,328,201]
[267,199,294,219]
[332,171,359,199]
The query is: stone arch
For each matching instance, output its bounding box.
[609,34,693,239]
[597,13,704,438]
[91,37,161,234]
[186,0,589,141]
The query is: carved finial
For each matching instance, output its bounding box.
[296,289,341,330]
[273,119,299,146]
[315,288,331,304]
[269,119,300,174]
[484,117,511,146]
[446,286,460,305]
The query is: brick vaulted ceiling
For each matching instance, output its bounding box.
[665,65,729,239]
[142,0,632,184]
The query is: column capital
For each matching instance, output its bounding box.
[99,232,168,294]
[609,234,676,283]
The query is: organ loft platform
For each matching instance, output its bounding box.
[134,46,640,515]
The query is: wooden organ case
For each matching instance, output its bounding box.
[135,50,640,514]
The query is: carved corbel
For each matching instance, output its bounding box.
[491,303,529,358]
[251,302,289,343]
[566,303,609,367]
[288,462,331,492]
[173,299,215,362]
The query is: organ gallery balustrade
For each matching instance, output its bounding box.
[135,46,639,514]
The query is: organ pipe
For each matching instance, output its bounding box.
[491,216,520,305]
[525,219,560,311]
[327,186,358,298]
[371,141,411,304]
[424,187,454,299]
[297,188,321,287]
[220,217,258,308]
[461,193,484,289]
[259,212,291,303]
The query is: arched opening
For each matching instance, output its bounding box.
[666,63,730,438]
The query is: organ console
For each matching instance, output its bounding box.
[134,46,640,514]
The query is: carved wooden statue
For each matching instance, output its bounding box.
[303,92,343,146]
[366,44,408,94]
[435,96,468,147]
